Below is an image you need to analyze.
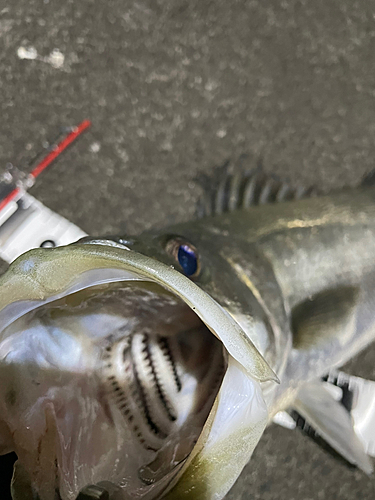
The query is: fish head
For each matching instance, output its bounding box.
[118,227,284,373]
[0,239,275,500]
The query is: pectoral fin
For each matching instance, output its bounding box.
[292,380,373,474]
[324,371,375,458]
[291,286,359,350]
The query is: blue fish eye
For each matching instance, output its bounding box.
[177,244,198,276]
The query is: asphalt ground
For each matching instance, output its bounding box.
[1,1,375,499]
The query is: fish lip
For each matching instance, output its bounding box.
[0,243,276,383]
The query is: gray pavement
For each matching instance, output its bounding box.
[1,0,375,498]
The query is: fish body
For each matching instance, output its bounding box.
[0,167,374,499]
[158,187,375,415]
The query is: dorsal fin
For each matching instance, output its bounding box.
[196,157,317,218]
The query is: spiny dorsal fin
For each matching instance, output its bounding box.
[196,157,317,218]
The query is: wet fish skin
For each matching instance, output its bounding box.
[1,170,375,499]
[72,181,375,497]
[122,185,375,414]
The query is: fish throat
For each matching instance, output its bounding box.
[1,280,226,498]
[103,325,224,486]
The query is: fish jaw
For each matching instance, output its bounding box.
[162,357,268,500]
[0,243,273,499]
[0,243,276,383]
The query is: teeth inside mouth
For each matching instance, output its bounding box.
[0,280,226,499]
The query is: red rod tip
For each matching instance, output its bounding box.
[30,119,91,180]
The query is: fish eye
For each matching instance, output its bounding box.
[178,244,198,276]
[165,238,200,278]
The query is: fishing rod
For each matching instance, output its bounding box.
[0,120,90,262]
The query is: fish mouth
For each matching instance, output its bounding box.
[0,242,273,500]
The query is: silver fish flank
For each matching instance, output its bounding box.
[0,165,374,499]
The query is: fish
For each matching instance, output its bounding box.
[0,162,375,500]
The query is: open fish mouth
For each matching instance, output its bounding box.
[0,242,273,500]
